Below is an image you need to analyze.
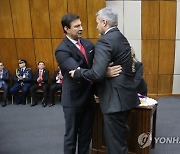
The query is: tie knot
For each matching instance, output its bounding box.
[77,41,81,46]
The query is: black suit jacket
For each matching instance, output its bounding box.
[33,69,49,85]
[52,70,62,84]
[55,37,95,107]
[74,27,140,113]
[1,69,10,85]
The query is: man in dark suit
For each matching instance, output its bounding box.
[30,61,49,107]
[49,66,62,107]
[70,8,140,154]
[0,62,10,107]
[10,59,32,105]
[55,14,96,154]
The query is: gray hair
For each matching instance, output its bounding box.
[96,7,118,27]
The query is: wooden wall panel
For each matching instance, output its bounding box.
[160,1,176,39]
[142,40,159,74]
[159,40,175,74]
[0,0,14,38]
[33,39,54,75]
[10,0,32,38]
[49,0,67,38]
[52,39,62,69]
[158,75,173,94]
[87,0,106,38]
[142,1,159,40]
[30,0,51,38]
[68,0,88,38]
[15,39,36,71]
[89,39,98,45]
[144,75,158,95]
[0,39,17,74]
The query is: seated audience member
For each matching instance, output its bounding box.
[0,62,10,107]
[30,61,49,107]
[10,59,32,105]
[131,48,147,96]
[49,66,63,107]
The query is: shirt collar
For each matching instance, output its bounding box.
[66,35,78,45]
[105,26,117,35]
[21,67,26,71]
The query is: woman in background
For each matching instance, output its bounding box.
[131,48,148,96]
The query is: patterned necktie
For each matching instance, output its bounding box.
[39,70,43,86]
[59,72,63,84]
[77,41,88,64]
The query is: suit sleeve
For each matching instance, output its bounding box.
[52,71,57,83]
[74,38,112,81]
[2,70,10,82]
[13,71,19,83]
[56,48,80,71]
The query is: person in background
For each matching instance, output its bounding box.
[30,61,49,107]
[131,48,147,96]
[49,66,63,107]
[0,62,10,107]
[10,59,32,105]
[69,7,140,154]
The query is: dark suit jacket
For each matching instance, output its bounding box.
[1,69,10,85]
[74,27,140,114]
[52,70,62,84]
[55,37,95,107]
[134,61,147,96]
[32,69,49,85]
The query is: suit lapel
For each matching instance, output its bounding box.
[63,37,86,63]
[42,69,46,79]
[2,69,5,78]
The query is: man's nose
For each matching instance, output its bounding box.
[79,25,83,30]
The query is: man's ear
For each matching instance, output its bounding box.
[64,26,69,33]
[102,19,107,27]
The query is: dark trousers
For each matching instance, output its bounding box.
[63,103,95,154]
[0,83,9,102]
[10,84,30,104]
[49,83,62,104]
[103,110,131,154]
[30,84,49,104]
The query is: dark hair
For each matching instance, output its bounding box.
[0,61,4,65]
[61,14,79,34]
[38,61,45,65]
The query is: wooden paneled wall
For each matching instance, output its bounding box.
[142,0,176,97]
[0,0,105,77]
[0,0,177,96]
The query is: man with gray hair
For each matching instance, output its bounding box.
[70,7,140,153]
